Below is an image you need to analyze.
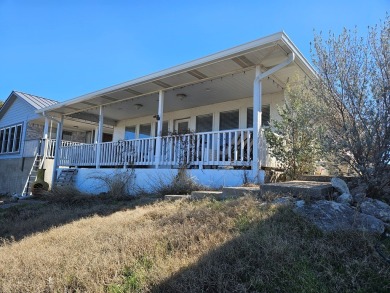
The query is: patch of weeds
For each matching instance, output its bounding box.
[108,256,154,293]
[234,214,252,232]
[64,274,86,292]
[151,168,206,196]
[107,268,143,293]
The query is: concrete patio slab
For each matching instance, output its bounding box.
[222,186,261,199]
[191,191,223,200]
[262,180,333,199]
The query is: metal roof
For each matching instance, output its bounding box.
[13,91,58,110]
[0,91,58,121]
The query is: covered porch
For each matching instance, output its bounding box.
[37,32,315,186]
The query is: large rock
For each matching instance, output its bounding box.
[331,177,350,194]
[360,198,390,223]
[294,200,384,234]
[336,193,352,204]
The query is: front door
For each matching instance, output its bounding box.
[174,118,190,134]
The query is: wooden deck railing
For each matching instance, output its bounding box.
[45,139,84,159]
[57,128,277,168]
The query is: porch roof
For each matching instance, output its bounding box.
[37,32,316,123]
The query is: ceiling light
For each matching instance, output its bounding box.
[176,93,187,100]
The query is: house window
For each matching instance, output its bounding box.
[247,105,270,128]
[0,129,3,152]
[155,121,169,136]
[220,110,239,130]
[62,131,72,141]
[125,126,136,140]
[139,123,152,139]
[14,125,22,152]
[0,124,23,154]
[196,114,213,133]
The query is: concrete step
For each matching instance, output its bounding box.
[261,180,333,200]
[190,191,223,200]
[164,194,190,200]
[222,186,260,199]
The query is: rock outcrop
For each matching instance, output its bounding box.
[294,200,385,234]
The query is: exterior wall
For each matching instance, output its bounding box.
[113,92,284,141]
[25,122,44,140]
[0,97,40,128]
[0,98,38,159]
[68,130,88,143]
[72,168,261,195]
[0,157,34,195]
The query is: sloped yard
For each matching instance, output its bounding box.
[0,196,389,292]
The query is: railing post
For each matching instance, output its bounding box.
[155,90,164,168]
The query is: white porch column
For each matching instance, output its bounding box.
[42,117,49,156]
[96,106,104,168]
[43,117,49,139]
[252,66,262,177]
[51,115,63,188]
[155,90,164,168]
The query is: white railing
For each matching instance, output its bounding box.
[60,143,96,166]
[58,129,259,168]
[160,129,253,167]
[99,138,156,166]
[45,139,84,159]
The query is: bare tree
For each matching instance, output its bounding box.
[311,15,390,197]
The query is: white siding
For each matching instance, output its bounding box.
[0,98,39,128]
[0,97,40,159]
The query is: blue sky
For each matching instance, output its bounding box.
[0,0,388,102]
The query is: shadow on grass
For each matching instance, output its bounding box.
[0,194,160,243]
[147,206,390,293]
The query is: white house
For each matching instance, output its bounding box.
[4,32,316,195]
[0,91,96,195]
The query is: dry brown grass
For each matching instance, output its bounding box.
[0,196,389,292]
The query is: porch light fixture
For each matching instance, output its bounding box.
[134,103,143,110]
[176,93,187,100]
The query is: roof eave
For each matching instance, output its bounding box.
[37,32,287,114]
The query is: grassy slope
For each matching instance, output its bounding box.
[0,196,389,292]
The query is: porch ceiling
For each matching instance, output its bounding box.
[38,32,316,125]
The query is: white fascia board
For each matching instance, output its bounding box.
[280,32,317,78]
[37,32,285,114]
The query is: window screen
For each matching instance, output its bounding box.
[62,131,72,141]
[219,110,239,130]
[0,129,3,153]
[196,113,213,132]
[125,126,136,140]
[139,123,151,138]
[0,124,23,154]
[9,127,15,152]
[155,121,169,136]
[247,105,270,127]
[4,128,9,152]
[14,125,22,152]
